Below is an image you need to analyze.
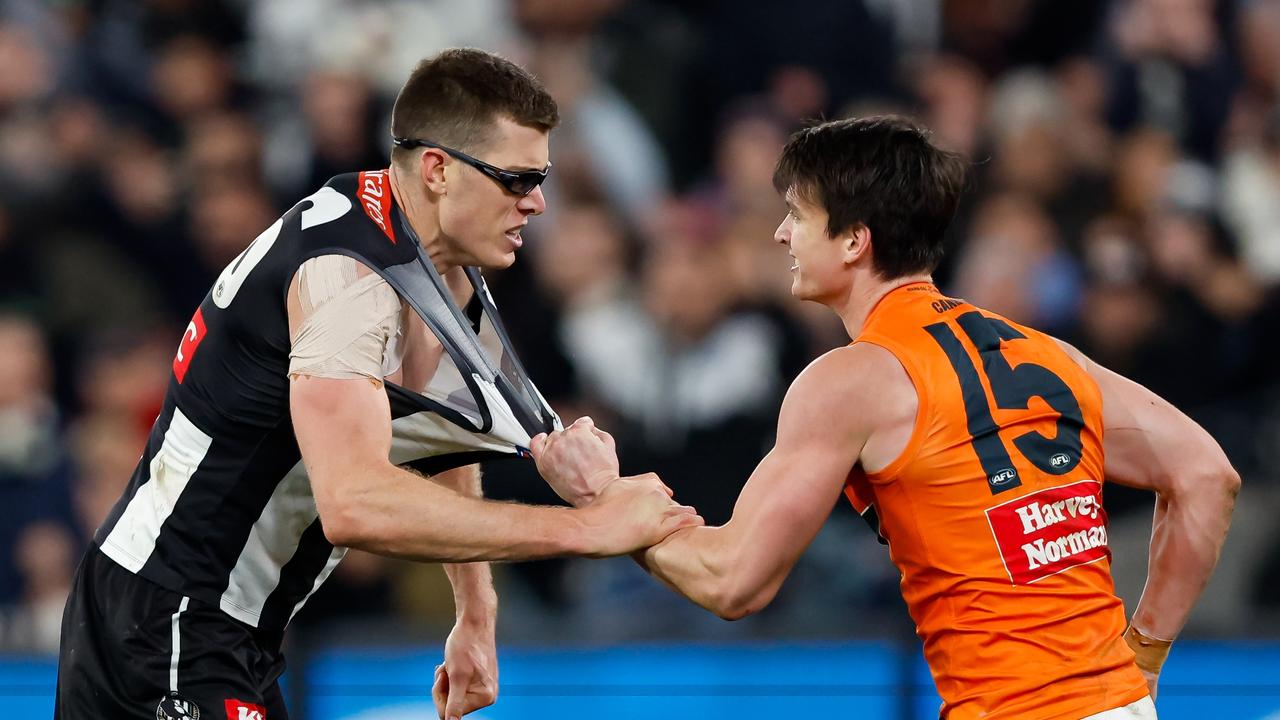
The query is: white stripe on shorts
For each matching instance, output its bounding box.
[1082,696,1157,719]
[169,596,190,692]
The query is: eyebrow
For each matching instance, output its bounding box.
[464,149,546,173]
[497,158,551,173]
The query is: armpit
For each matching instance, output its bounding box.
[287,255,403,386]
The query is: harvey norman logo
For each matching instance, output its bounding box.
[357,169,396,244]
[985,479,1109,585]
[222,699,266,720]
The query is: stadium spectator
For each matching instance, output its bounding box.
[0,316,78,639]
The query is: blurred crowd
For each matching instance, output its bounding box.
[2,0,1280,653]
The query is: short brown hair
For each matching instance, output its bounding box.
[773,116,967,279]
[390,48,559,163]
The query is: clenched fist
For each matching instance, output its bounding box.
[530,416,621,506]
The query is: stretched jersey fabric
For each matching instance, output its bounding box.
[94,169,559,636]
[845,282,1148,720]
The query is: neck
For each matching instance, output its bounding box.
[830,272,933,339]
[389,163,454,275]
[388,164,473,305]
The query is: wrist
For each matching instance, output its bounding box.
[567,472,620,508]
[455,592,498,626]
[564,506,602,556]
[569,491,598,508]
[631,543,659,572]
[457,610,497,630]
[1124,624,1173,674]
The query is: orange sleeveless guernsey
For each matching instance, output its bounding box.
[845,283,1149,719]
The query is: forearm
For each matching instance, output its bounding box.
[444,561,497,622]
[327,463,588,562]
[1131,473,1239,639]
[638,526,751,619]
[432,465,498,622]
[633,446,846,621]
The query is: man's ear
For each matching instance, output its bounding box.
[842,225,872,265]
[419,149,449,195]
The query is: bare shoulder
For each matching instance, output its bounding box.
[796,342,909,387]
[1046,334,1165,428]
[1046,335,1132,403]
[1048,335,1091,370]
[780,343,915,440]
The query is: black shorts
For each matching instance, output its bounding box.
[55,546,290,720]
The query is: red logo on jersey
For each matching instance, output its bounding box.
[224,698,266,720]
[358,170,396,244]
[173,307,207,384]
[985,479,1110,585]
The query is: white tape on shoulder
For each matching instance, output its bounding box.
[289,256,403,381]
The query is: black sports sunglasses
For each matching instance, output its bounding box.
[392,137,551,196]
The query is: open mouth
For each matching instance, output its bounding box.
[505,228,525,248]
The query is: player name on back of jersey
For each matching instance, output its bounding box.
[985,480,1109,585]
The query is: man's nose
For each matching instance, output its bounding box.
[518,184,547,215]
[774,217,791,245]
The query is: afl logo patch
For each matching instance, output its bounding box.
[1050,452,1072,468]
[990,468,1018,486]
[157,691,201,720]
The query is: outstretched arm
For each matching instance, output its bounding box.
[285,257,701,563]
[535,345,891,620]
[635,348,879,619]
[1058,340,1240,692]
[635,441,851,620]
[292,374,701,561]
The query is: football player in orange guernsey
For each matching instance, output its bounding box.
[531,117,1240,719]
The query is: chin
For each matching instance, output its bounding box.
[493,250,517,269]
[790,282,827,305]
[469,249,516,270]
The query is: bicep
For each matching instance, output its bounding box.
[721,357,869,577]
[725,436,853,564]
[285,255,402,490]
[290,375,392,504]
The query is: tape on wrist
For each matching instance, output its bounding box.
[1124,624,1173,674]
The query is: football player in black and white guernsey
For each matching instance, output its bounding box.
[56,49,702,720]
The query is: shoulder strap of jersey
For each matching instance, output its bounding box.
[307,219,558,440]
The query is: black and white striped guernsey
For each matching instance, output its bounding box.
[94,170,559,635]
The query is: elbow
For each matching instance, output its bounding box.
[314,477,375,550]
[309,455,398,550]
[708,580,779,622]
[692,542,784,621]
[1218,467,1242,516]
[1198,459,1241,502]
[1165,457,1241,508]
[1222,467,1242,500]
[316,498,363,549]
[711,598,758,622]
